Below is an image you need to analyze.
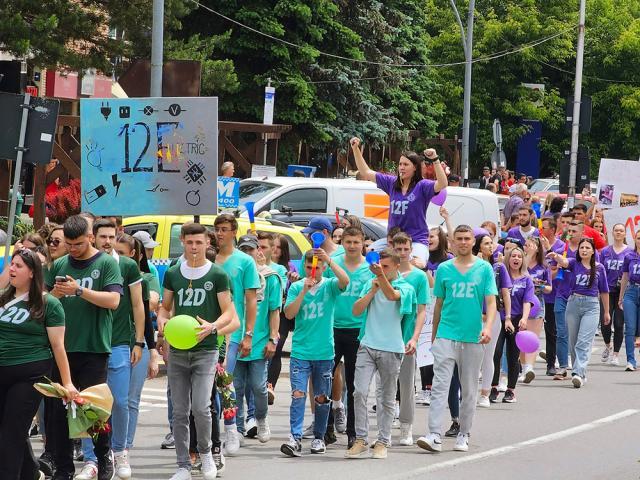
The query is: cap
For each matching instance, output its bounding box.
[133,230,160,249]
[237,234,258,250]
[302,216,333,234]
[483,166,490,171]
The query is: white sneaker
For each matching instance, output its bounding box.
[114,451,131,479]
[453,433,469,452]
[416,433,442,452]
[517,373,525,383]
[626,362,636,371]
[74,462,98,480]
[611,355,620,366]
[257,418,271,443]
[223,424,240,456]
[200,452,217,480]
[245,417,258,438]
[416,389,431,405]
[572,375,584,388]
[477,395,490,408]
[394,402,400,419]
[497,377,507,392]
[601,346,610,363]
[169,468,192,480]
[302,422,315,439]
[399,423,413,446]
[213,449,225,477]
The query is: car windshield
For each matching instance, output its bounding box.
[238,181,279,210]
[528,179,551,193]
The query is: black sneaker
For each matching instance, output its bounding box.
[444,421,460,438]
[98,451,115,480]
[489,387,499,403]
[502,389,517,403]
[347,435,356,450]
[280,436,302,457]
[324,426,337,445]
[38,451,54,477]
[546,367,557,376]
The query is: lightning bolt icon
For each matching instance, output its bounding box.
[112,174,121,197]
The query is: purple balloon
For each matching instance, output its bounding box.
[515,330,540,354]
[432,188,447,206]
[530,295,542,318]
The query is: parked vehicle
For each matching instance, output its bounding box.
[265,211,387,241]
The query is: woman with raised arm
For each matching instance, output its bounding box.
[350,137,447,263]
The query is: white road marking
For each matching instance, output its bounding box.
[141,393,169,401]
[392,409,639,478]
[140,401,168,408]
[142,387,167,393]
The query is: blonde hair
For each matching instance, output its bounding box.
[505,246,528,277]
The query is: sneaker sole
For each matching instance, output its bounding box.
[398,440,414,446]
[523,371,535,384]
[416,439,441,452]
[344,449,370,459]
[280,445,302,457]
[502,398,517,403]
[161,444,176,450]
[372,451,388,459]
[572,377,582,388]
[310,449,326,454]
[453,445,469,452]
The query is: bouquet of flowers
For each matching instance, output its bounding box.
[34,379,113,439]
[216,363,237,420]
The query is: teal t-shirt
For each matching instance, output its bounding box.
[326,256,374,329]
[286,277,344,360]
[433,259,498,343]
[270,262,288,286]
[217,249,261,344]
[240,270,282,362]
[299,246,345,279]
[401,267,430,343]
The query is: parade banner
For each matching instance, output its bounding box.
[80,97,218,215]
[597,158,640,244]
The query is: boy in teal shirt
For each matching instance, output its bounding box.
[280,249,349,457]
[417,225,497,454]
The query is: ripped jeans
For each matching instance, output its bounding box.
[288,358,334,440]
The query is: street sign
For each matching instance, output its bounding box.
[217,177,239,208]
[492,118,502,147]
[251,164,276,178]
[263,86,275,125]
[0,92,59,164]
[491,148,507,170]
[80,97,218,215]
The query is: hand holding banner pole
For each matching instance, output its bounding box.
[310,232,325,279]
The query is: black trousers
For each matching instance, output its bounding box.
[267,313,294,387]
[544,303,557,370]
[327,328,359,438]
[0,358,52,480]
[50,352,109,475]
[601,290,624,352]
[419,365,434,389]
[492,316,521,389]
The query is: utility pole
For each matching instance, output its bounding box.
[150,0,164,97]
[450,0,475,185]
[567,0,586,209]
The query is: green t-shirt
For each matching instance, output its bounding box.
[270,262,288,286]
[143,272,161,296]
[326,256,374,329]
[240,270,282,362]
[433,259,498,343]
[401,267,430,343]
[217,250,261,344]
[163,260,230,351]
[285,277,344,360]
[46,252,123,353]
[299,246,345,280]
[112,255,143,347]
[0,293,65,366]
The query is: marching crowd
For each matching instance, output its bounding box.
[1,137,639,480]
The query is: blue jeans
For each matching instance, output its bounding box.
[566,295,600,379]
[83,345,132,462]
[554,297,569,368]
[233,359,268,432]
[225,341,255,429]
[127,346,150,449]
[623,284,640,367]
[289,358,333,440]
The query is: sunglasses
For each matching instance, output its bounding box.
[47,238,61,246]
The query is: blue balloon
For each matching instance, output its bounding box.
[366,251,380,265]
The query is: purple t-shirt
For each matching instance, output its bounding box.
[487,262,512,315]
[528,264,551,292]
[544,238,567,303]
[567,258,609,297]
[492,243,504,262]
[623,251,640,284]
[601,246,632,290]
[509,275,537,317]
[507,226,540,246]
[375,173,436,245]
[426,253,454,276]
[555,247,578,301]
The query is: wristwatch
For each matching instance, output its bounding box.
[269,337,278,345]
[75,286,84,297]
[244,330,253,338]
[211,326,218,337]
[134,341,145,348]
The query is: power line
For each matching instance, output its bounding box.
[533,56,637,84]
[189,0,576,69]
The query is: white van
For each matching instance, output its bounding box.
[238,177,501,231]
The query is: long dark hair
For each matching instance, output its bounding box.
[274,234,291,269]
[577,237,597,287]
[0,249,46,321]
[429,227,449,265]
[473,235,495,265]
[393,151,424,193]
[116,234,150,274]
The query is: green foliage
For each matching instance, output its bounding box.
[0,217,34,244]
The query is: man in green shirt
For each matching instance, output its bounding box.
[46,214,123,480]
[256,231,287,285]
[280,249,349,457]
[157,222,238,480]
[213,214,261,453]
[234,234,282,444]
[417,224,497,454]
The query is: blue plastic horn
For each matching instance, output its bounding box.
[366,251,380,265]
[310,232,325,249]
[244,202,256,223]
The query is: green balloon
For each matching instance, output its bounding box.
[164,314,199,350]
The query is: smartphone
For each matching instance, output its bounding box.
[55,275,68,283]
